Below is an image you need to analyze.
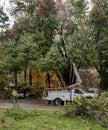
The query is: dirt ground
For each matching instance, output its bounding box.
[0,99,59,110]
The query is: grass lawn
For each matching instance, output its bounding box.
[0,108,107,130]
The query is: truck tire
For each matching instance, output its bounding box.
[54,98,62,106]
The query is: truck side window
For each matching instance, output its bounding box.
[74,89,83,94]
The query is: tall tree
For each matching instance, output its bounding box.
[32,0,59,87]
[0,7,10,91]
[89,0,108,89]
[36,0,97,86]
[3,40,22,91]
[9,0,59,88]
[35,0,58,55]
[53,0,91,85]
[6,0,100,89]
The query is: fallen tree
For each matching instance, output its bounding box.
[63,91,108,128]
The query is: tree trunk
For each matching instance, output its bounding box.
[56,72,64,87]
[24,70,26,81]
[14,71,18,92]
[24,70,27,98]
[46,72,51,88]
[69,64,73,85]
[29,70,32,86]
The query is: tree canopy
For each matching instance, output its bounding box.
[0,0,108,90]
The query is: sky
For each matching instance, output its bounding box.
[0,0,10,15]
[0,0,14,27]
[0,0,92,28]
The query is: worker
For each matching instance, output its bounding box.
[12,89,18,104]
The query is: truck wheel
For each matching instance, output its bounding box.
[54,98,62,106]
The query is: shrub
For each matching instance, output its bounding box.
[5,105,42,120]
[0,89,12,99]
[27,90,43,99]
[0,75,10,99]
[63,91,108,127]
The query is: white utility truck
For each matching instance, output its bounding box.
[43,63,96,105]
[43,85,96,105]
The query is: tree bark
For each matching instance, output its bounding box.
[56,72,64,87]
[46,72,51,88]
[24,70,27,98]
[14,71,18,92]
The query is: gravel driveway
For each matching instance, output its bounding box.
[0,99,59,110]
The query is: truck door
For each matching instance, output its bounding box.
[73,89,84,99]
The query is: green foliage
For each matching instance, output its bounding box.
[27,90,43,99]
[70,0,87,18]
[3,41,20,72]
[3,0,107,89]
[64,92,108,127]
[36,44,63,71]
[0,109,104,130]
[10,0,36,17]
[0,90,11,99]
[35,0,59,56]
[0,74,10,99]
[89,0,108,89]
[5,105,42,120]
[0,75,8,89]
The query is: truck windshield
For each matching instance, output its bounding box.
[82,90,88,93]
[74,89,88,94]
